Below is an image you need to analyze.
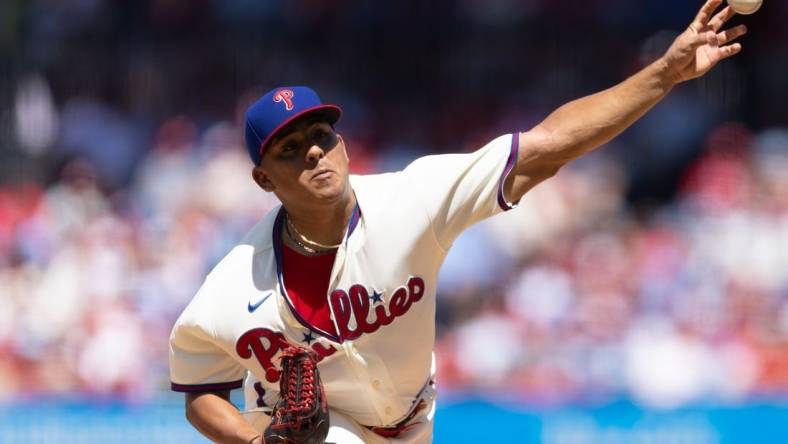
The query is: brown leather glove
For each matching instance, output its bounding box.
[264,346,329,444]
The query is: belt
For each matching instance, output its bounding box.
[365,378,434,439]
[366,399,428,438]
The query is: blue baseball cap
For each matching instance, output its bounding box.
[244,86,342,165]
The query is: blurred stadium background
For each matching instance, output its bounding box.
[1,0,787,442]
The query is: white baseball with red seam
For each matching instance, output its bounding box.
[727,0,762,15]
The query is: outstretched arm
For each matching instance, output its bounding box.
[505,0,747,201]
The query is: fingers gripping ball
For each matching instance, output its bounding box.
[727,0,762,14]
[264,346,330,444]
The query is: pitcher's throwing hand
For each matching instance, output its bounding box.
[663,0,747,83]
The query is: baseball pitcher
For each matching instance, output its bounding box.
[169,2,746,442]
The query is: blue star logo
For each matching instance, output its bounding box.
[370,290,383,304]
[302,331,316,345]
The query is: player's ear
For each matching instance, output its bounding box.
[252,166,275,192]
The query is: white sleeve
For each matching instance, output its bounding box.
[169,317,245,393]
[401,133,519,249]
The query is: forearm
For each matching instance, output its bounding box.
[185,392,262,444]
[506,0,745,203]
[532,57,675,166]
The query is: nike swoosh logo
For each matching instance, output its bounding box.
[248,291,274,313]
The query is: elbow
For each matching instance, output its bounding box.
[522,127,575,167]
[184,393,199,427]
[185,402,195,426]
[528,161,563,185]
[517,128,569,180]
[542,162,563,180]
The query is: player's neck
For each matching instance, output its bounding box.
[284,190,357,248]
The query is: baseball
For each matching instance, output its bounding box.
[727,0,762,15]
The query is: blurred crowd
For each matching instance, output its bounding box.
[2,117,787,408]
[1,0,787,409]
[435,124,788,408]
[0,117,278,402]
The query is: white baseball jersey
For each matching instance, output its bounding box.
[169,133,519,440]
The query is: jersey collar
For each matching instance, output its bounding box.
[271,201,362,343]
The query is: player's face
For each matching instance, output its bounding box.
[253,117,350,206]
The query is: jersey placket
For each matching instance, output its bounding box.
[323,207,401,425]
[325,203,362,344]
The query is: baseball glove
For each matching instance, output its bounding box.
[263,345,329,444]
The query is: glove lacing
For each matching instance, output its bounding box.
[275,346,318,427]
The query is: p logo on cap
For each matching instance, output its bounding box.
[273,89,295,111]
[244,86,342,165]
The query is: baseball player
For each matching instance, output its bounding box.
[169,2,746,442]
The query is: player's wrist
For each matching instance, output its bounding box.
[653,55,681,88]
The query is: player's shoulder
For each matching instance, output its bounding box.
[238,205,280,252]
[349,170,415,217]
[348,171,400,194]
[169,276,219,342]
[203,205,280,286]
[192,208,274,285]
[348,133,513,212]
[173,207,280,322]
[404,133,514,172]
